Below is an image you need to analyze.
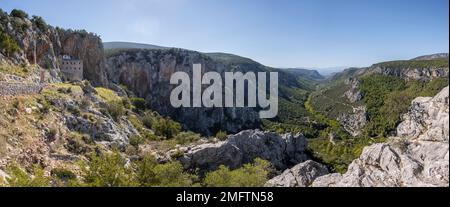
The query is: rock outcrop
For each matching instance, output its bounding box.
[265,160,329,187]
[338,106,367,137]
[370,66,448,81]
[0,11,108,86]
[178,130,310,171]
[343,78,363,103]
[313,86,449,187]
[105,49,264,135]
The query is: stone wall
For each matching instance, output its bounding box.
[0,82,43,96]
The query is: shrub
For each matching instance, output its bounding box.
[135,156,197,187]
[80,152,137,187]
[0,33,20,57]
[31,15,48,31]
[131,97,147,111]
[129,135,144,148]
[79,97,91,110]
[10,9,29,19]
[65,132,90,154]
[106,100,125,121]
[215,131,228,141]
[152,117,181,139]
[6,164,50,187]
[204,158,272,187]
[308,136,386,173]
[174,131,201,145]
[122,98,132,110]
[51,168,77,181]
[142,113,153,129]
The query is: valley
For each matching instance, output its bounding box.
[0,9,448,187]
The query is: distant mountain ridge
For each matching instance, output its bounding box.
[284,68,325,80]
[103,41,168,50]
[412,53,449,61]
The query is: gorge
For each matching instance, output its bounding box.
[1,9,449,187]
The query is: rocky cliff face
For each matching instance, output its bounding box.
[0,11,108,86]
[368,66,448,82]
[313,86,449,187]
[337,106,367,137]
[106,49,287,135]
[177,130,309,171]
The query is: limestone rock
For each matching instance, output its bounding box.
[179,130,309,171]
[0,12,108,86]
[105,49,263,135]
[313,86,450,187]
[343,78,363,103]
[397,86,449,142]
[311,173,343,187]
[265,160,329,187]
[369,66,448,82]
[338,106,367,137]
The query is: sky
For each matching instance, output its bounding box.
[1,0,449,69]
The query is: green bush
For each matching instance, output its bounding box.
[10,9,29,19]
[51,168,77,181]
[204,158,272,187]
[135,155,197,187]
[31,15,48,31]
[81,152,137,187]
[142,113,153,129]
[174,131,201,145]
[106,100,125,121]
[0,33,20,57]
[215,131,228,141]
[153,117,181,139]
[131,97,147,111]
[129,135,144,148]
[65,132,91,154]
[6,164,50,187]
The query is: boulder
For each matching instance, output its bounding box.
[265,160,329,187]
[179,130,309,171]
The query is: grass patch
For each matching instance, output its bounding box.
[95,87,122,102]
[0,64,33,78]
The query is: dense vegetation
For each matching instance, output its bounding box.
[0,152,273,187]
[0,32,20,57]
[306,57,448,172]
[360,75,448,137]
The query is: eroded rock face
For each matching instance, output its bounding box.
[265,160,329,187]
[105,49,262,135]
[313,86,449,187]
[343,78,363,103]
[0,13,108,86]
[396,87,449,142]
[369,66,448,82]
[178,130,309,171]
[338,106,367,137]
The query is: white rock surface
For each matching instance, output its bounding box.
[313,86,449,187]
[265,160,329,187]
[179,130,309,171]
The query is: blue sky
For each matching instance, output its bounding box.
[1,0,449,68]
